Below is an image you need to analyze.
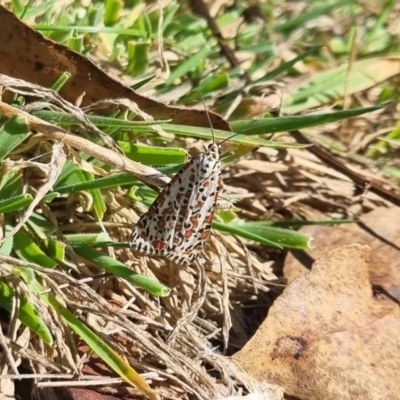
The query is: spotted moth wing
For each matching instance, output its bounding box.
[130,143,222,265]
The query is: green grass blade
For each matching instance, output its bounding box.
[34,25,147,37]
[0,168,24,196]
[63,232,110,245]
[183,72,229,100]
[383,166,400,180]
[31,110,169,129]
[0,194,33,213]
[231,104,385,135]
[51,72,72,91]
[0,280,53,345]
[73,244,171,297]
[162,124,301,148]
[213,220,311,249]
[118,142,187,165]
[104,0,123,26]
[274,0,352,33]
[54,172,138,194]
[165,45,213,85]
[0,116,31,161]
[255,47,321,83]
[41,239,67,263]
[127,41,150,75]
[13,230,57,269]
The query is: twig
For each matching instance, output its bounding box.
[0,326,19,375]
[289,128,400,207]
[188,0,252,84]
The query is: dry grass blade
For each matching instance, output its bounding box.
[0,100,171,189]
[1,142,66,245]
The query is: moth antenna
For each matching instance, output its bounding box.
[200,93,215,145]
[219,131,242,146]
[200,94,242,147]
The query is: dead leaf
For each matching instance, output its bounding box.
[234,245,400,400]
[0,6,230,131]
[284,207,400,299]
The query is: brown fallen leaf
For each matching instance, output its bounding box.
[234,245,400,400]
[0,6,230,131]
[284,207,400,299]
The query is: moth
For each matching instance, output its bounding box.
[130,142,223,265]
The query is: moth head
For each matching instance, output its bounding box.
[207,143,222,155]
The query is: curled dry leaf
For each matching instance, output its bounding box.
[0,6,230,130]
[284,207,400,299]
[234,245,400,400]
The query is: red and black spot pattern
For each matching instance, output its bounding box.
[130,143,222,265]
